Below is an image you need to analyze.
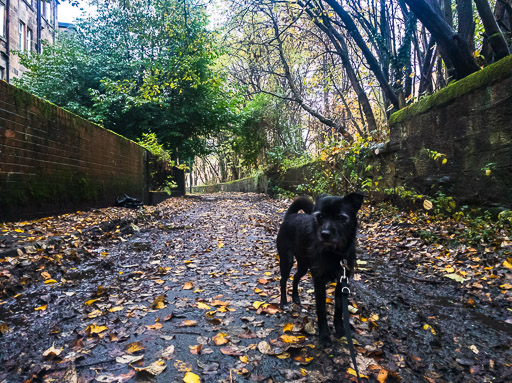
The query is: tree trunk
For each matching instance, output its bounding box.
[457,0,476,52]
[474,0,510,60]
[323,0,400,109]
[300,1,377,133]
[403,0,480,79]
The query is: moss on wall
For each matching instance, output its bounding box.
[389,55,512,126]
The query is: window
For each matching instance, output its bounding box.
[43,1,50,19]
[0,3,5,38]
[26,28,32,52]
[19,22,25,51]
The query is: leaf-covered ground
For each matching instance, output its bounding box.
[0,193,510,382]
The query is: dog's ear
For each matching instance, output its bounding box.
[344,193,364,211]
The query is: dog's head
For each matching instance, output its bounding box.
[312,193,363,250]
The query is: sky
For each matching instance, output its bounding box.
[58,1,93,24]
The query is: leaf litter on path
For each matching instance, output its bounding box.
[0,193,510,382]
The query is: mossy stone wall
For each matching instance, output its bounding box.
[0,81,148,221]
[387,55,512,207]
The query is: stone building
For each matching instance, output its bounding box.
[0,0,57,82]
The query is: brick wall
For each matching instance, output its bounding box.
[0,81,148,221]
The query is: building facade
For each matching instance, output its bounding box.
[0,0,57,82]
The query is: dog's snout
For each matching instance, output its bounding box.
[321,230,331,240]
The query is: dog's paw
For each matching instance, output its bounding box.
[335,326,346,338]
[319,332,331,345]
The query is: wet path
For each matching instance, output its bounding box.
[0,193,510,382]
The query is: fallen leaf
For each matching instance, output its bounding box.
[95,370,136,382]
[183,281,194,290]
[84,299,99,306]
[423,324,436,335]
[109,306,124,312]
[41,271,51,280]
[146,322,163,331]
[347,367,369,379]
[189,344,202,354]
[85,323,108,336]
[178,320,197,327]
[257,341,272,355]
[377,369,389,383]
[126,341,145,354]
[283,323,293,333]
[160,345,175,359]
[151,295,167,309]
[183,372,201,383]
[88,309,102,318]
[43,342,63,358]
[174,359,193,372]
[220,346,244,356]
[444,273,469,283]
[116,354,144,364]
[253,301,265,309]
[130,359,166,376]
[197,302,210,310]
[35,304,48,311]
[212,332,229,346]
[44,279,58,284]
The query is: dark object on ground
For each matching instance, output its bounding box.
[277,193,364,343]
[116,194,143,209]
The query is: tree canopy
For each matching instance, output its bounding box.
[15,0,512,179]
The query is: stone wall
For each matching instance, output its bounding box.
[387,55,512,208]
[0,81,148,221]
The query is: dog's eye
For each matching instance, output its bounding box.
[338,213,349,222]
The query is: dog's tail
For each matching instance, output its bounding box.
[284,197,314,219]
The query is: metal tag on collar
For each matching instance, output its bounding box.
[340,259,348,282]
[340,260,350,294]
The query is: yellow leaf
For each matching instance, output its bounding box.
[85,323,108,336]
[44,279,58,284]
[423,324,437,335]
[189,344,202,354]
[300,368,307,376]
[151,295,166,309]
[35,304,48,311]
[485,169,491,176]
[183,282,194,290]
[88,309,102,318]
[197,302,210,310]
[109,306,124,312]
[503,259,512,269]
[85,299,99,306]
[253,301,265,309]
[445,266,455,273]
[218,242,224,248]
[283,323,293,333]
[254,288,263,294]
[41,271,51,280]
[500,283,512,290]
[183,372,201,383]
[0,322,9,334]
[280,334,304,343]
[146,322,163,330]
[277,352,290,359]
[347,367,369,379]
[126,341,145,354]
[442,158,447,165]
[239,355,249,363]
[212,332,229,346]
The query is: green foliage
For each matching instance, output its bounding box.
[15,0,234,158]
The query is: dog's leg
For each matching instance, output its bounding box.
[334,282,345,337]
[279,255,293,308]
[313,278,330,344]
[292,263,307,305]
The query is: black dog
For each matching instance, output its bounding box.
[277,193,363,343]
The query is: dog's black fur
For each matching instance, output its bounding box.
[276,193,364,343]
